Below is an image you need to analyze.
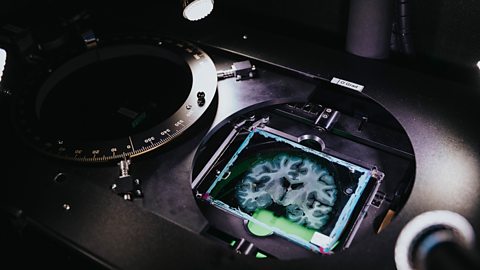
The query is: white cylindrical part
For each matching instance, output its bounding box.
[183,0,214,21]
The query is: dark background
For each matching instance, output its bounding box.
[1,1,479,269]
[1,0,479,87]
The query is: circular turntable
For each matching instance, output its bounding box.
[11,35,217,162]
[191,97,416,260]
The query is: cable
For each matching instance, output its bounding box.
[391,0,415,56]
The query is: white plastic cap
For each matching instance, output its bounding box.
[183,0,214,21]
[0,49,6,82]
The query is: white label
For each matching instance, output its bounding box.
[331,77,364,92]
[0,48,6,82]
[310,232,333,248]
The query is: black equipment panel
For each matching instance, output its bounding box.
[1,4,479,270]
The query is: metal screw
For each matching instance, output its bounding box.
[53,173,66,183]
[345,187,353,195]
[322,114,329,118]
[63,203,71,211]
[134,179,140,185]
[118,159,131,177]
[325,108,332,113]
[0,88,12,96]
[186,104,192,110]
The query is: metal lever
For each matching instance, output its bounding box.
[111,158,143,201]
[217,60,257,81]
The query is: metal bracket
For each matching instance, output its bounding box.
[111,158,143,201]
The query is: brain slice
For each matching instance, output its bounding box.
[235,154,337,230]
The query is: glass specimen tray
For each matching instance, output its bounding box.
[194,126,382,254]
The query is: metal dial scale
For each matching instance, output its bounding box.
[11,36,217,162]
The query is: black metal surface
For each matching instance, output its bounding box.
[1,6,480,270]
[424,241,480,270]
[186,27,480,269]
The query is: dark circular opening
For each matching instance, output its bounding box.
[38,54,192,141]
[298,135,325,151]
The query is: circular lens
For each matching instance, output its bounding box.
[38,54,192,141]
